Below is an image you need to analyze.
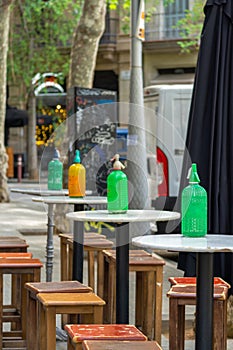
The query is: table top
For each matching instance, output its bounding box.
[10,188,92,196]
[132,234,233,253]
[10,188,69,196]
[66,209,180,223]
[32,196,107,205]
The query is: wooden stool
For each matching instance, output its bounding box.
[0,236,29,320]
[37,292,105,350]
[25,281,92,350]
[167,284,229,350]
[82,340,163,350]
[0,237,28,252]
[0,252,33,329]
[64,324,148,350]
[59,233,109,288]
[103,249,165,343]
[0,258,43,349]
[67,237,114,296]
[59,232,106,281]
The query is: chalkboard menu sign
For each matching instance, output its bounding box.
[66,87,117,193]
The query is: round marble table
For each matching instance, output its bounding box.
[10,187,92,196]
[66,209,180,324]
[132,234,233,349]
[33,196,107,282]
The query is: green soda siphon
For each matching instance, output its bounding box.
[181,163,207,237]
[47,148,63,190]
[107,154,128,214]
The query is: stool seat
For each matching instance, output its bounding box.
[0,258,42,268]
[25,280,92,294]
[167,283,229,350]
[65,324,147,350]
[0,240,28,251]
[167,284,228,299]
[83,340,162,350]
[0,252,32,258]
[37,292,105,350]
[168,276,231,288]
[37,292,105,306]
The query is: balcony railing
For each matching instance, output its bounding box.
[100,17,118,44]
[145,12,185,41]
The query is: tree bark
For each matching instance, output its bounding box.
[68,0,106,88]
[0,0,13,202]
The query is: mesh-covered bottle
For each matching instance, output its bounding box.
[107,154,128,214]
[68,150,86,198]
[181,163,207,237]
[47,148,63,190]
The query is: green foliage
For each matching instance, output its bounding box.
[8,0,84,89]
[175,0,205,52]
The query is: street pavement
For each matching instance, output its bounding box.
[2,181,233,349]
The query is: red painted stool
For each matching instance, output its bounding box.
[65,324,147,350]
[167,284,229,350]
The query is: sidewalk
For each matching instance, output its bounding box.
[3,181,232,349]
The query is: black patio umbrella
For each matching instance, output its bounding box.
[177,0,233,294]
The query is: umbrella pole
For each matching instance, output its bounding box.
[196,252,213,349]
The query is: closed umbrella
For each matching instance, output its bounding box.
[178,0,233,294]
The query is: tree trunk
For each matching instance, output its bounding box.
[0,0,13,202]
[68,0,106,88]
[27,89,38,180]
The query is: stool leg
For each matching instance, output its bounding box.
[135,271,143,328]
[93,305,104,323]
[67,336,74,350]
[60,236,68,281]
[60,237,69,328]
[11,274,20,330]
[142,271,154,340]
[0,273,3,350]
[39,304,56,350]
[109,260,116,323]
[26,290,38,350]
[46,307,56,350]
[68,245,73,280]
[88,251,95,290]
[38,301,46,350]
[213,298,227,350]
[103,254,110,323]
[97,251,104,298]
[169,298,185,350]
[154,267,163,344]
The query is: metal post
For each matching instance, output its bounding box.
[46,203,55,282]
[196,253,213,349]
[127,0,150,237]
[116,223,129,323]
[17,155,22,183]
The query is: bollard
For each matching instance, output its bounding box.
[17,155,22,183]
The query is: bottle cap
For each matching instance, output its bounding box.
[189,163,200,183]
[111,154,125,170]
[73,150,81,163]
[53,148,60,159]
